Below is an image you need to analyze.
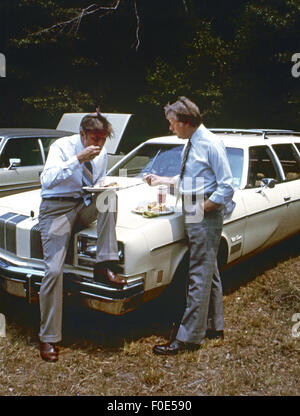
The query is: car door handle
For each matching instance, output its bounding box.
[284,196,291,201]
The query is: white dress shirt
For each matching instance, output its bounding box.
[178,124,235,213]
[40,134,107,198]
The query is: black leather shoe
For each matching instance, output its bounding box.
[205,330,224,340]
[153,339,202,355]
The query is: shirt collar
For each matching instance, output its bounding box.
[189,124,204,145]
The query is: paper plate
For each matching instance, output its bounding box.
[132,206,174,216]
[83,185,121,193]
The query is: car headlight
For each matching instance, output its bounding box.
[77,235,124,268]
[118,241,124,263]
[77,236,97,257]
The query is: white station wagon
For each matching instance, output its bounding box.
[0,129,300,316]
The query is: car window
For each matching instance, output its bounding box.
[294,143,300,156]
[226,147,243,188]
[109,144,184,177]
[272,144,300,181]
[247,146,280,188]
[0,137,43,168]
[40,137,58,160]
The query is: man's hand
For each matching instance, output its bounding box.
[77,145,101,163]
[204,199,219,212]
[143,173,161,186]
[143,173,175,187]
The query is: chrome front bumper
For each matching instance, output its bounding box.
[0,258,144,315]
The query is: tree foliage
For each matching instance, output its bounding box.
[0,0,299,144]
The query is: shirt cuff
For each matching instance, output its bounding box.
[209,192,225,205]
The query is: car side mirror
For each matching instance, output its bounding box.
[256,178,276,193]
[261,178,276,188]
[7,158,21,170]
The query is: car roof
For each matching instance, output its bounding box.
[145,129,300,149]
[0,128,74,138]
[214,129,300,147]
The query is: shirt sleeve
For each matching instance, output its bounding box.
[93,149,108,184]
[40,142,80,190]
[208,143,234,206]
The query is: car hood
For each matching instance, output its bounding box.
[115,180,185,250]
[56,113,132,154]
[0,177,173,223]
[0,178,185,248]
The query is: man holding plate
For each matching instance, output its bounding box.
[38,110,125,362]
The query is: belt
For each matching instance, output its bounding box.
[43,196,83,202]
[191,193,212,203]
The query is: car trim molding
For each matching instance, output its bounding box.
[0,257,144,312]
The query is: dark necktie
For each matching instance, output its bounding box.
[176,139,192,205]
[82,161,93,206]
[179,139,192,180]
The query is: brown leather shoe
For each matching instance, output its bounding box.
[94,265,126,286]
[105,267,126,285]
[40,342,59,362]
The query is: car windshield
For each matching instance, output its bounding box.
[109,143,244,188]
[109,143,183,178]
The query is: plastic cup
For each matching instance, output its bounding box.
[157,185,168,205]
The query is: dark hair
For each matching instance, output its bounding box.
[80,108,113,138]
[164,96,202,127]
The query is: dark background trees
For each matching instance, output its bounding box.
[0,0,299,151]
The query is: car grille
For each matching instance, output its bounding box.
[0,212,28,254]
[30,222,72,265]
[30,223,43,260]
[0,212,74,265]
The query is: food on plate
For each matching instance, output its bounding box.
[149,202,171,212]
[103,182,119,188]
[142,211,159,218]
[147,201,157,210]
[135,201,171,215]
[135,205,146,212]
[94,181,119,188]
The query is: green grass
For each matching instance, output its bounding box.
[0,234,299,396]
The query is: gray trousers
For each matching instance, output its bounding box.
[38,196,119,343]
[176,207,224,345]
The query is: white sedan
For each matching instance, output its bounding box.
[0,128,299,315]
